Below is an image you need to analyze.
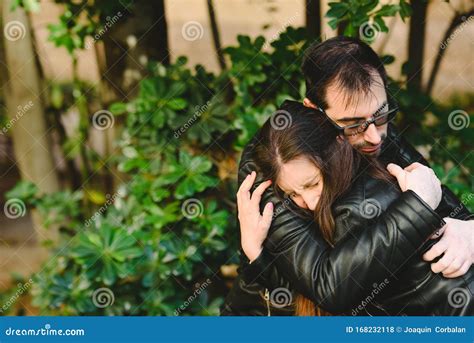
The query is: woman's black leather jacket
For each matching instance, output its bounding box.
[221,122,472,316]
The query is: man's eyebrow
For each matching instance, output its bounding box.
[337,101,389,123]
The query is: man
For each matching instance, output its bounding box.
[221,36,472,315]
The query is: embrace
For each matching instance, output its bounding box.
[220,36,473,316]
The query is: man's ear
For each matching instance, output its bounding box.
[303,97,318,109]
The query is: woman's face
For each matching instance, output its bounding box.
[277,156,324,211]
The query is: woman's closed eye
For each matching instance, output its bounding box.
[304,182,319,189]
[288,182,319,198]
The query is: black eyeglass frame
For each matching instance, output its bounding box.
[316,99,399,137]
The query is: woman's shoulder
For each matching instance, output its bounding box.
[332,174,402,243]
[338,174,401,210]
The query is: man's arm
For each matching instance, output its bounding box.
[385,124,473,277]
[385,123,471,220]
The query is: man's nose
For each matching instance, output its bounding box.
[363,123,382,145]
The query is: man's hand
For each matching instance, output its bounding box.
[387,162,442,210]
[237,171,274,262]
[423,218,474,278]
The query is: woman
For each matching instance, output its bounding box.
[231,100,473,316]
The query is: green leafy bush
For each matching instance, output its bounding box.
[4,3,472,315]
[5,27,313,315]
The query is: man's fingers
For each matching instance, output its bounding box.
[387,163,406,190]
[441,257,464,276]
[404,162,424,172]
[250,180,272,205]
[431,252,455,274]
[443,260,471,279]
[429,225,446,240]
[387,163,402,175]
[260,202,274,230]
[423,239,448,261]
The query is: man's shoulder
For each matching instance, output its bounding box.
[382,123,426,168]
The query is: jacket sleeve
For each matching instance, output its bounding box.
[238,130,445,314]
[220,274,268,316]
[385,123,472,220]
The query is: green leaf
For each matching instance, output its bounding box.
[167,98,188,110]
[376,4,399,17]
[326,2,349,19]
[399,0,413,21]
[109,102,128,115]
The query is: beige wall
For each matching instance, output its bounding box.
[31,0,473,102]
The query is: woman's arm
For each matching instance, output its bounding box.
[237,135,444,314]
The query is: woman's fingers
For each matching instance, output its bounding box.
[260,202,274,231]
[250,180,272,206]
[237,171,257,201]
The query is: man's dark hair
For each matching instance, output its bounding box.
[302,36,388,110]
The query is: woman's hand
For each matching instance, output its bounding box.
[237,171,274,262]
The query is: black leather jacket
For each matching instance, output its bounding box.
[332,175,473,315]
[221,123,472,316]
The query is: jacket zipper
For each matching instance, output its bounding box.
[264,288,271,316]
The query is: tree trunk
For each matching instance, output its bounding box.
[426,10,474,95]
[101,0,170,101]
[1,2,60,243]
[207,0,226,70]
[406,0,428,91]
[305,0,321,42]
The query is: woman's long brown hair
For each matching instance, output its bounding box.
[253,100,394,316]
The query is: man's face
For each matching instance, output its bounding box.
[308,73,388,157]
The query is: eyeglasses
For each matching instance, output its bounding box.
[318,101,398,137]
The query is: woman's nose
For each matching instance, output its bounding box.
[302,192,317,211]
